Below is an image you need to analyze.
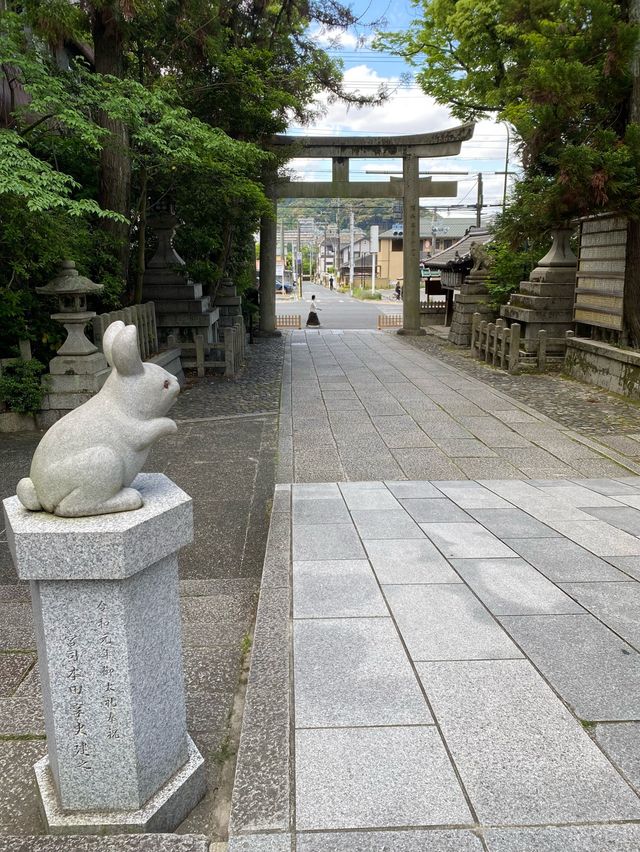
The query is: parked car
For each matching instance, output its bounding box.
[276,276,293,294]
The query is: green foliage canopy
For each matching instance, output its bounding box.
[377,0,640,234]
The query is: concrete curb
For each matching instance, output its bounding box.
[228,485,293,851]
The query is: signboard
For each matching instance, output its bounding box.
[370,225,379,254]
[276,262,284,277]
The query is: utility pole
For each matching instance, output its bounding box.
[336,203,341,284]
[476,172,483,227]
[502,124,510,211]
[297,220,302,299]
[323,224,328,276]
[349,209,355,291]
[279,221,285,265]
[370,225,379,295]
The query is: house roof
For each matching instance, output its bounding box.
[425,226,493,269]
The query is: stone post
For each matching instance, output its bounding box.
[2,474,205,834]
[399,153,425,336]
[259,205,281,337]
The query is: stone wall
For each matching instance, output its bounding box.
[564,337,640,399]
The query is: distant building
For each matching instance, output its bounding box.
[377,215,478,287]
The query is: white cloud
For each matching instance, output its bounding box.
[283,65,520,207]
[309,26,372,50]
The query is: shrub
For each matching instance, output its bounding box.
[352,287,381,300]
[0,358,47,414]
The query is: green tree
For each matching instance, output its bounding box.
[377,0,639,231]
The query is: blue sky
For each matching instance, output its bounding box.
[285,0,519,217]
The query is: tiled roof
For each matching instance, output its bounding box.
[425,226,493,269]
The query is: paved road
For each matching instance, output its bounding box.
[276,283,402,329]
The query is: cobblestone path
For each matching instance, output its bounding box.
[175,337,284,420]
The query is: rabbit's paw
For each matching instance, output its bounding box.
[55,486,143,517]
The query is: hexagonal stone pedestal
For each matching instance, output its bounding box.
[2,474,205,834]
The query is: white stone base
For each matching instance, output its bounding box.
[35,736,206,835]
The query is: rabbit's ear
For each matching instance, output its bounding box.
[110,324,144,377]
[102,321,126,367]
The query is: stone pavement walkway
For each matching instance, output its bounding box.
[229,330,640,851]
[231,478,640,852]
[277,330,639,483]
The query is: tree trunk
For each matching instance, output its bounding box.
[625,0,640,346]
[92,3,131,287]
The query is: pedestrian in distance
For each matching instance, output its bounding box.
[306,294,321,327]
[329,275,334,291]
[395,281,402,301]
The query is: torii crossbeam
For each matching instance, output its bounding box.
[258,124,474,336]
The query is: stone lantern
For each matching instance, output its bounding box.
[37,261,109,411]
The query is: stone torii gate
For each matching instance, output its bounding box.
[258,123,474,335]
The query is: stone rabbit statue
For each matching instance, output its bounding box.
[17,320,180,517]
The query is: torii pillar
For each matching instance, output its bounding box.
[266,124,474,336]
[258,204,280,336]
[398,152,422,336]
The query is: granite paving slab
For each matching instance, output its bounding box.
[292,523,365,561]
[558,581,640,648]
[432,482,511,509]
[400,498,471,523]
[296,830,484,851]
[417,659,640,824]
[586,505,640,536]
[384,481,442,498]
[484,825,640,851]
[384,584,522,661]
[594,722,640,789]
[339,487,400,510]
[499,613,640,720]
[294,726,472,831]
[551,519,640,556]
[466,508,559,539]
[292,496,350,525]
[363,538,460,584]
[420,522,517,559]
[450,558,584,616]
[293,618,432,728]
[227,836,291,852]
[536,484,622,507]
[293,560,387,618]
[351,509,424,540]
[501,537,629,582]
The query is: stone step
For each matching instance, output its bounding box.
[508,294,574,311]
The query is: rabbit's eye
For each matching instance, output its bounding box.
[163,380,170,389]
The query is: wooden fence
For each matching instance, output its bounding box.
[276,314,302,329]
[420,298,446,315]
[206,318,246,378]
[377,314,403,330]
[470,313,554,373]
[471,315,523,373]
[92,303,158,359]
